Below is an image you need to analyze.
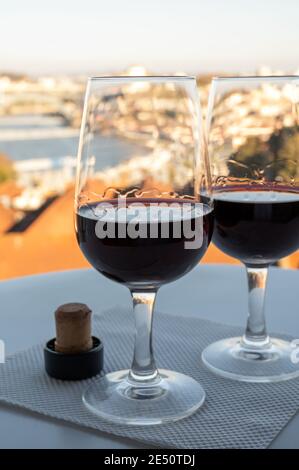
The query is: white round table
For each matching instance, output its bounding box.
[0,265,298,448]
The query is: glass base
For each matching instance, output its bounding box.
[83,369,205,425]
[202,337,299,383]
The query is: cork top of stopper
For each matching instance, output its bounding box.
[54,303,93,354]
[55,303,91,320]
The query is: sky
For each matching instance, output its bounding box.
[0,0,299,76]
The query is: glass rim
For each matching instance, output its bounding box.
[87,75,197,82]
[212,75,299,81]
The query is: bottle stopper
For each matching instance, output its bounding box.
[54,303,93,354]
[44,303,103,381]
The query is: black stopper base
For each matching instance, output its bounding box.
[44,336,103,381]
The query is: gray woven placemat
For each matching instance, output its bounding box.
[0,307,299,449]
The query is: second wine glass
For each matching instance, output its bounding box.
[202,76,299,382]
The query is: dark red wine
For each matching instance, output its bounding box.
[213,190,299,266]
[76,198,213,287]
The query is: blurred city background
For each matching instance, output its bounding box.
[0,0,298,279]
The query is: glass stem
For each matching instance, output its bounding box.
[128,290,160,384]
[242,266,271,349]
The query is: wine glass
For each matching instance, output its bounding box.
[75,76,213,424]
[202,76,299,382]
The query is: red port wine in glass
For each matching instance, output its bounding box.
[213,189,299,267]
[76,198,213,287]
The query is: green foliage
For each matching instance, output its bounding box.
[0,153,15,183]
[228,127,299,180]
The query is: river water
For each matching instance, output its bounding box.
[0,115,147,167]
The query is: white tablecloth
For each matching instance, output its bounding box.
[0,265,299,448]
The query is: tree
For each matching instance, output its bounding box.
[0,153,15,183]
[228,126,299,181]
